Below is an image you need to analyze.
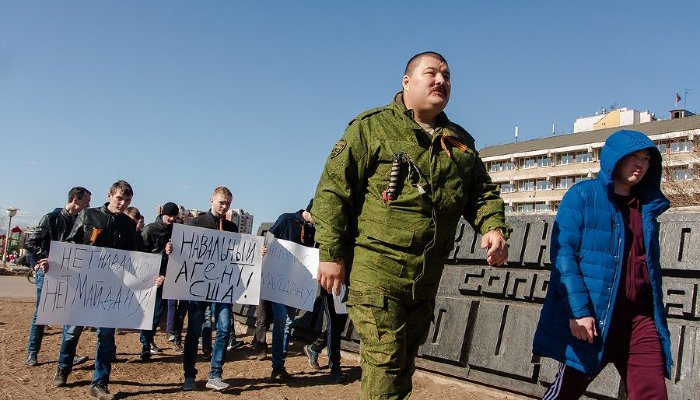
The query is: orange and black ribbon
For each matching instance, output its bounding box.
[440,134,468,158]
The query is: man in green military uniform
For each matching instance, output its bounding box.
[312,51,509,399]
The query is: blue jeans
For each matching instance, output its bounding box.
[271,302,296,370]
[139,287,166,349]
[58,324,115,387]
[58,325,84,373]
[183,301,231,379]
[201,304,213,352]
[93,328,116,387]
[27,268,45,356]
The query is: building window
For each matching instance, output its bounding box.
[517,203,534,213]
[535,203,549,213]
[500,183,515,193]
[537,156,552,167]
[559,153,573,165]
[490,162,502,172]
[536,179,550,190]
[503,161,516,171]
[551,201,560,211]
[576,175,591,182]
[519,180,535,191]
[670,139,693,153]
[575,152,594,163]
[657,142,667,155]
[504,205,513,213]
[521,157,537,169]
[671,167,692,181]
[556,176,575,189]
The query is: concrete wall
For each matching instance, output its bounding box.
[235,213,700,399]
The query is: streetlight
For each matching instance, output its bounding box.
[2,207,18,266]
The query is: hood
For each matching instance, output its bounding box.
[598,129,667,208]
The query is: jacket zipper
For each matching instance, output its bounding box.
[413,131,439,299]
[601,211,621,337]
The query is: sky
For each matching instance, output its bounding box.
[1,1,698,232]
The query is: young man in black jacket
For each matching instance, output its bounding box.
[24,186,91,367]
[138,202,179,360]
[53,180,151,400]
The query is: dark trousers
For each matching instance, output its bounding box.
[253,299,272,346]
[543,315,667,400]
[310,291,348,373]
[166,299,188,337]
[139,287,166,349]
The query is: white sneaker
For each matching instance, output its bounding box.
[206,377,229,391]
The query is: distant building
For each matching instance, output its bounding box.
[256,222,273,236]
[228,208,254,234]
[573,107,656,133]
[481,108,700,215]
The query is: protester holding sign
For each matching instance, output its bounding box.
[53,180,143,400]
[180,186,238,392]
[138,201,179,360]
[23,186,91,368]
[266,200,317,382]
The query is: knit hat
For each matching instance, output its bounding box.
[161,202,179,216]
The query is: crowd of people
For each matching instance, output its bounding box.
[20,51,672,400]
[23,182,341,399]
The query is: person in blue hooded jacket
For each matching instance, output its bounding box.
[532,130,671,399]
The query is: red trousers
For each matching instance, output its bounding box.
[542,315,667,400]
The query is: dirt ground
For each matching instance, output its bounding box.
[0,296,525,399]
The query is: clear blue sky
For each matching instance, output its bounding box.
[1,1,698,231]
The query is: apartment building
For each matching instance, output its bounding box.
[228,208,254,234]
[480,109,700,215]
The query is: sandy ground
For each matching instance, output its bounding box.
[0,274,527,399]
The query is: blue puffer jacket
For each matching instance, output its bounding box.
[532,129,672,378]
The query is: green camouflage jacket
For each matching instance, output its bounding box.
[313,92,507,300]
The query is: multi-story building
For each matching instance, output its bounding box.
[480,109,700,215]
[228,208,254,234]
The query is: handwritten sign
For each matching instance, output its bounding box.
[260,233,319,311]
[36,241,161,330]
[162,223,264,305]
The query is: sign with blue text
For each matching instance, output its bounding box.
[36,241,161,329]
[163,223,264,305]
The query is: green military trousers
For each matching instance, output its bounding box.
[347,286,434,400]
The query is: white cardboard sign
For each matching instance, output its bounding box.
[36,241,161,330]
[162,223,264,305]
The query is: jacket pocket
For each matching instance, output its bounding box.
[362,216,415,249]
